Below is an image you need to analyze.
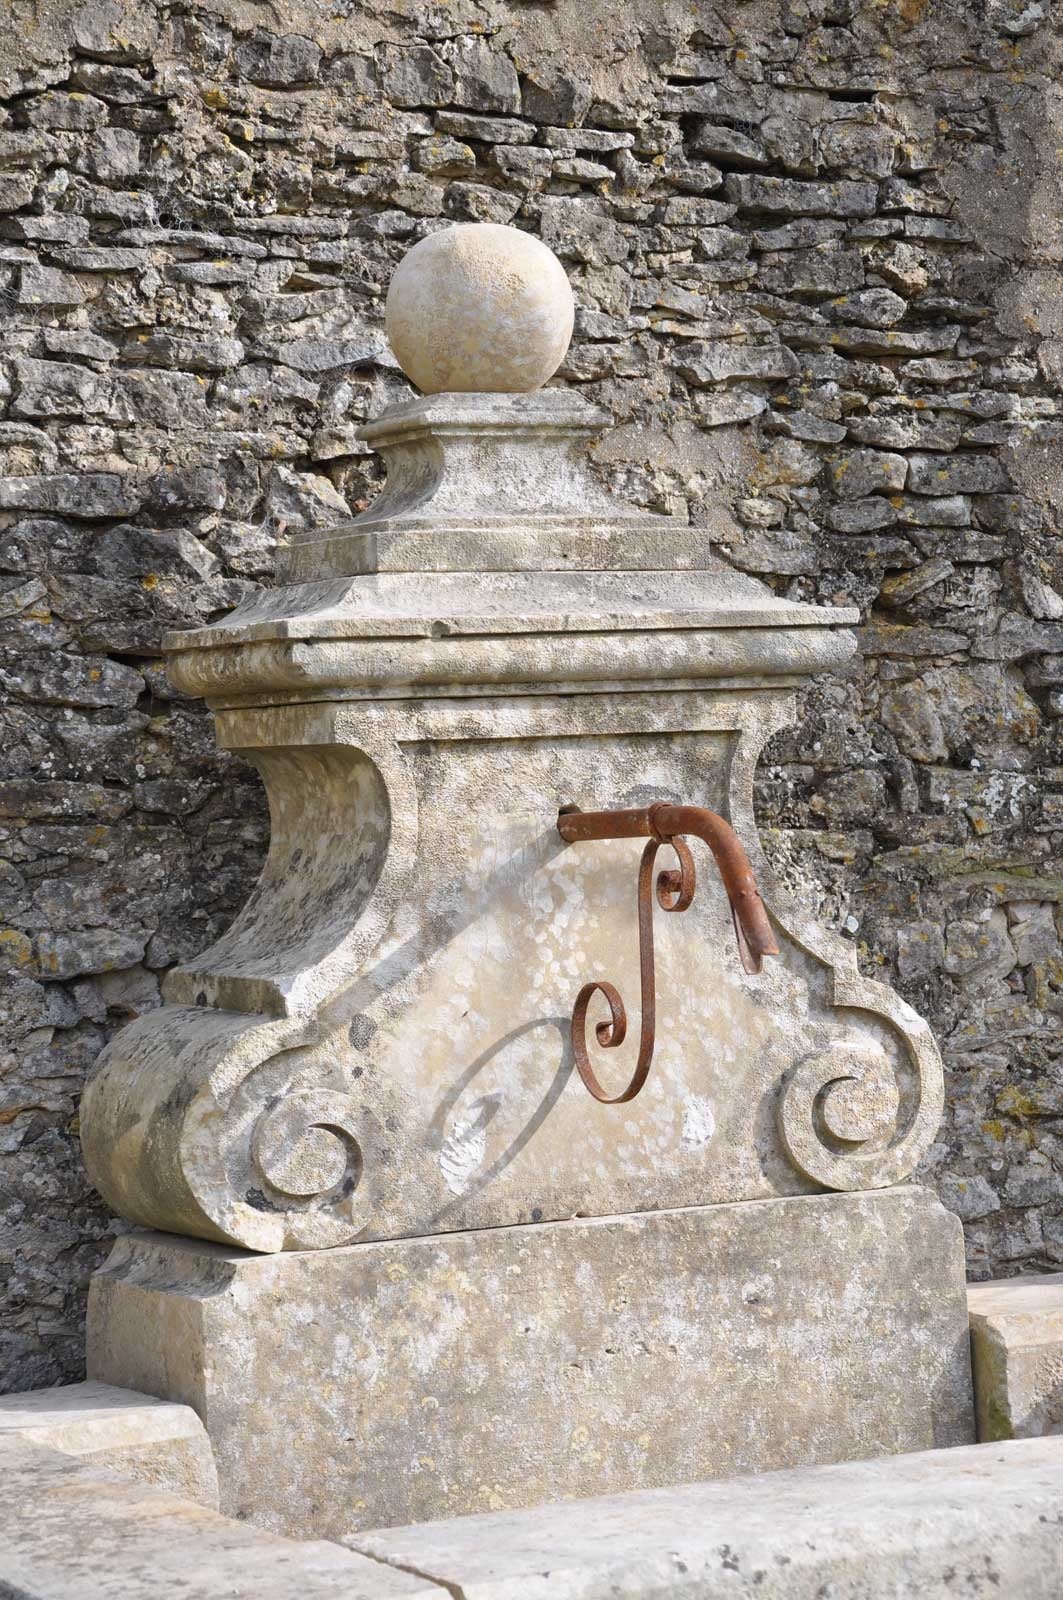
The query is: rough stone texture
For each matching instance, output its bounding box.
[5,1428,1063,1600]
[968,1272,1063,1441]
[86,1189,974,1536]
[3,0,1063,1384]
[347,1436,1063,1600]
[0,1436,432,1600]
[0,1378,219,1506]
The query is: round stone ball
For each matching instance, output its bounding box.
[385,223,575,395]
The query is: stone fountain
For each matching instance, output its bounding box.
[79,223,973,1539]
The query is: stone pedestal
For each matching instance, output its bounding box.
[79,393,945,1254]
[87,1187,974,1537]
[78,230,973,1539]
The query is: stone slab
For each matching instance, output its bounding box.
[0,1437,433,1600]
[968,1273,1063,1441]
[0,1379,220,1507]
[87,1186,974,1537]
[6,1430,1063,1600]
[347,1436,1063,1600]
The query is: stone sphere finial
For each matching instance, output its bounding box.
[385,222,575,395]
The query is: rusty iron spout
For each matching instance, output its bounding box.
[557,801,778,976]
[556,801,779,1104]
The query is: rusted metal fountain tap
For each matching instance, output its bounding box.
[556,802,779,1104]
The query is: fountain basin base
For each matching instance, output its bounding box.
[86,1186,973,1538]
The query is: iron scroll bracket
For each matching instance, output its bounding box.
[556,801,779,1105]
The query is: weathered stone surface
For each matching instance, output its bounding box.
[2,0,1063,1392]
[831,447,908,498]
[676,341,798,384]
[0,1438,430,1600]
[348,1437,1063,1600]
[385,224,573,394]
[907,452,1011,495]
[968,1274,1063,1440]
[87,1189,974,1537]
[724,174,878,218]
[0,1379,219,1506]
[78,383,954,1255]
[7,1425,1063,1600]
[86,666,946,1248]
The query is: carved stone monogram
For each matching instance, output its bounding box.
[80,229,944,1254]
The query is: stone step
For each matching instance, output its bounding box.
[0,1378,219,1508]
[4,1410,1062,1599]
[347,1436,1063,1600]
[0,1435,427,1600]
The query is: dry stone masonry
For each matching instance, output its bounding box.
[1,0,1063,1390]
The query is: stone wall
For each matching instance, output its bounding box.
[1,0,1061,1390]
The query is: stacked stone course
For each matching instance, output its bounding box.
[1,0,1062,1388]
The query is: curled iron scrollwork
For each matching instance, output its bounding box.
[572,835,697,1104]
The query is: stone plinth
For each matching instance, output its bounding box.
[87,1187,974,1537]
[968,1274,1063,1441]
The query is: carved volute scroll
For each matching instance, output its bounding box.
[80,223,945,1253]
[723,700,944,1194]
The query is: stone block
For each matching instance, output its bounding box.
[377,44,453,108]
[830,447,908,497]
[89,628,959,1256]
[234,34,322,87]
[758,245,864,295]
[444,37,520,115]
[88,1188,974,1538]
[0,1437,428,1600]
[826,288,907,329]
[968,1274,1063,1440]
[724,174,878,218]
[0,1380,219,1507]
[907,452,1010,495]
[676,340,798,384]
[347,1436,1063,1600]
[0,471,141,517]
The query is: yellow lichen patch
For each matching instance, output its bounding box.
[0,928,32,966]
[995,1086,1046,1120]
[0,1105,46,1125]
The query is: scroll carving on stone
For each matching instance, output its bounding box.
[724,713,944,1192]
